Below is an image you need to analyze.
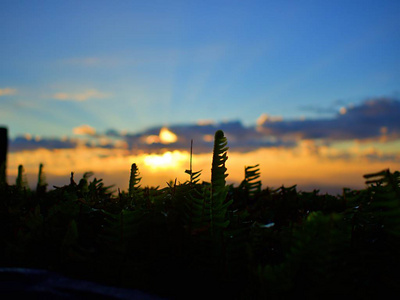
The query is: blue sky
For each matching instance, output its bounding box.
[1,0,399,138]
[1,0,400,192]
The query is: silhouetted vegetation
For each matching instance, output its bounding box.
[0,129,399,299]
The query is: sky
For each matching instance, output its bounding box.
[1,0,400,193]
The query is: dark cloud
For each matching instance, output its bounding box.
[298,105,337,115]
[8,97,400,154]
[104,129,121,137]
[299,99,352,115]
[259,98,400,141]
[9,137,77,152]
[122,120,295,154]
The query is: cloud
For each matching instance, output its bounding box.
[121,120,294,154]
[9,136,77,152]
[258,98,400,141]
[0,88,17,97]
[53,89,109,101]
[73,124,96,136]
[256,113,283,126]
[145,127,178,145]
[112,97,400,157]
[8,97,400,163]
[8,142,400,195]
[7,97,400,194]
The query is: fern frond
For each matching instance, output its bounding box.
[183,183,210,235]
[364,169,400,237]
[257,212,350,297]
[191,170,202,184]
[16,165,29,191]
[36,163,47,194]
[101,209,145,243]
[0,127,7,189]
[211,130,229,190]
[128,164,144,207]
[210,130,232,234]
[244,164,261,198]
[129,163,141,197]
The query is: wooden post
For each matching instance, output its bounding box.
[0,127,8,187]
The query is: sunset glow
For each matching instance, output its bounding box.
[159,128,178,144]
[1,1,399,194]
[6,138,400,194]
[145,128,178,145]
[143,151,188,170]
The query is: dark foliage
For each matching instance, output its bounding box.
[0,131,399,299]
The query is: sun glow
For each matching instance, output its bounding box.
[159,127,178,144]
[7,139,400,194]
[143,151,188,170]
[145,127,178,145]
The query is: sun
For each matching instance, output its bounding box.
[143,151,188,170]
[145,127,178,145]
[159,127,178,144]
